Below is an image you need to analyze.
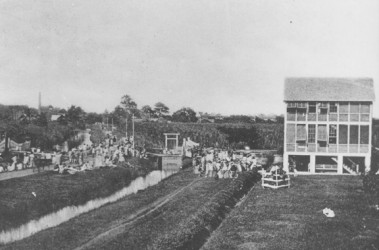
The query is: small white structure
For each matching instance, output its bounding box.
[164,133,180,154]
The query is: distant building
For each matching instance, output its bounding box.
[283,78,375,174]
[197,113,223,123]
[51,114,64,121]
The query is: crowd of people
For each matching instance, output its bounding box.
[192,148,259,179]
[0,134,148,175]
[0,148,45,173]
[54,134,148,174]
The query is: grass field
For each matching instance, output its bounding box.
[202,175,379,250]
[1,167,260,250]
[97,172,234,250]
[0,157,154,232]
[1,167,202,249]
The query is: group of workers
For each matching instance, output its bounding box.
[192,148,259,179]
[0,133,148,175]
[0,148,46,173]
[54,134,147,175]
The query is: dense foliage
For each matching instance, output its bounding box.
[171,108,198,123]
[363,149,379,207]
[113,122,283,150]
[0,105,85,152]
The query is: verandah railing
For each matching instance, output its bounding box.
[286,144,369,153]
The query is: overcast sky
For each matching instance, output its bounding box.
[0,0,378,117]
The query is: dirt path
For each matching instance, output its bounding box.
[75,177,201,250]
[0,165,55,181]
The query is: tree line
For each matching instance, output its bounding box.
[0,93,284,153]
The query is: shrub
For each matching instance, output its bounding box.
[363,173,379,206]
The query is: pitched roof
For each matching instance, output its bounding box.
[51,114,64,121]
[284,78,375,102]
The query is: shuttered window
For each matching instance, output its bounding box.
[296,124,307,141]
[286,124,296,144]
[317,125,327,141]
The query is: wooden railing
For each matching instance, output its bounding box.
[286,113,371,122]
[286,144,369,153]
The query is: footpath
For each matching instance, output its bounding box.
[0,165,55,181]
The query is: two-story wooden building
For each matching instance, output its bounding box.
[283,78,375,174]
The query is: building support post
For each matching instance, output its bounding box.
[337,155,343,174]
[283,153,289,172]
[365,155,371,173]
[310,155,316,174]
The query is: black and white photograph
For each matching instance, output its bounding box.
[0,0,378,249]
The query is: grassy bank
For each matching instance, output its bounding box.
[3,168,199,249]
[93,172,237,250]
[202,175,379,250]
[151,171,261,250]
[0,157,154,232]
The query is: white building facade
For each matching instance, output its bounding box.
[283,78,375,174]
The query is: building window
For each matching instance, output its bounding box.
[296,124,307,141]
[288,102,297,108]
[329,125,337,144]
[297,107,306,121]
[360,125,369,144]
[350,103,359,113]
[286,124,296,144]
[360,103,370,122]
[318,102,328,114]
[308,102,316,113]
[287,103,296,121]
[360,103,370,113]
[297,102,307,108]
[339,102,349,113]
[350,103,360,122]
[308,124,315,143]
[318,103,328,121]
[319,102,328,109]
[339,125,348,144]
[339,102,349,121]
[350,125,359,144]
[329,102,338,113]
[317,124,327,141]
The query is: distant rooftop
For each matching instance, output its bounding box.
[284,78,375,102]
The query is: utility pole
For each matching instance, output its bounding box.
[132,114,135,148]
[125,113,128,139]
